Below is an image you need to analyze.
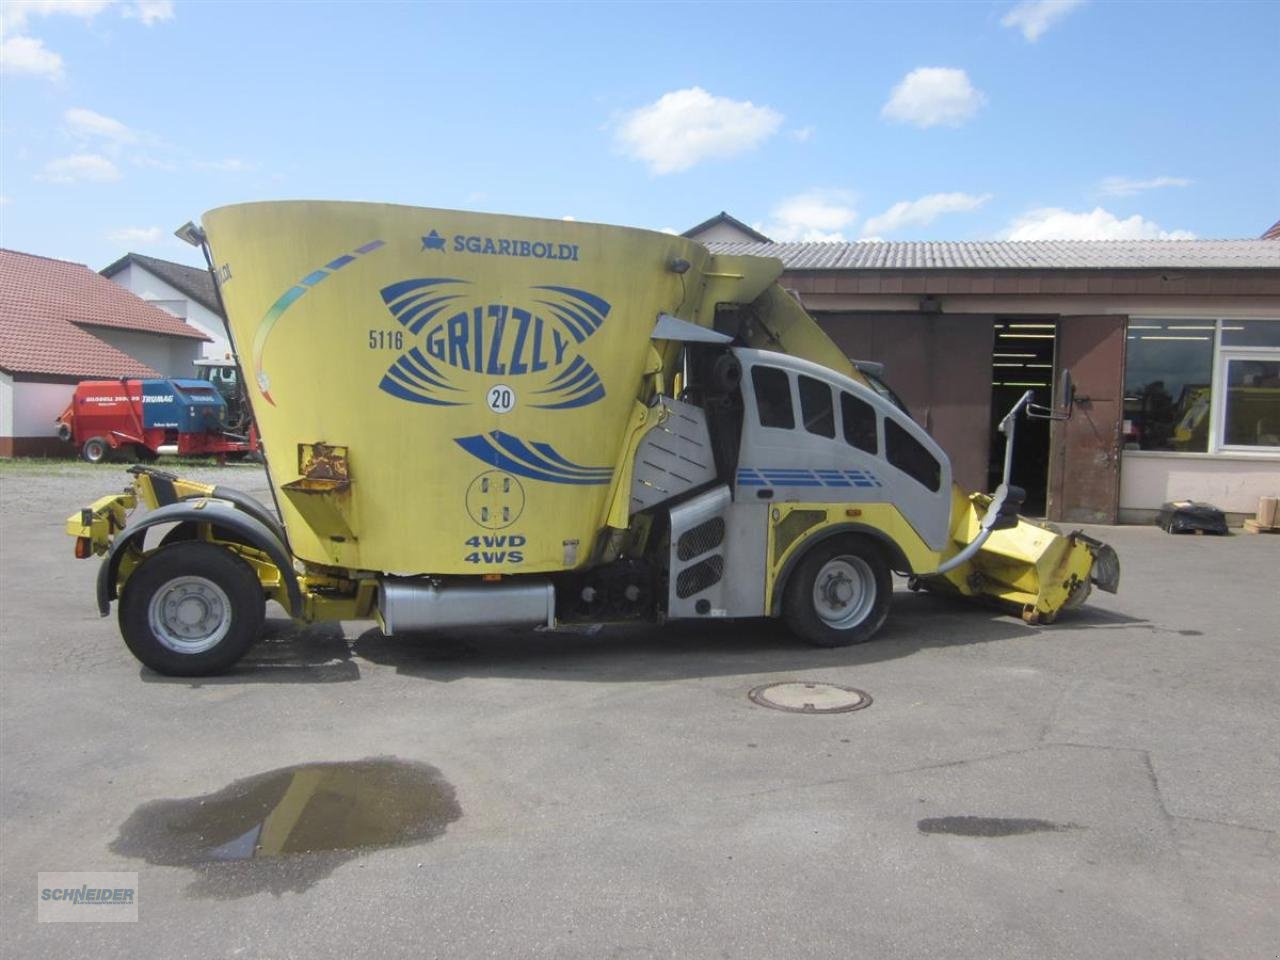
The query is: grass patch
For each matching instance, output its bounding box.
[0,455,226,476]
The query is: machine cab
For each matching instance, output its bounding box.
[731,348,953,551]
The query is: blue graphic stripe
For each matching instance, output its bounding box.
[381,278,468,306]
[557,373,603,401]
[393,355,450,392]
[397,294,464,333]
[455,433,611,486]
[379,376,466,406]
[537,303,592,344]
[542,358,596,394]
[737,468,883,489]
[492,431,611,477]
[544,356,585,389]
[533,384,607,410]
[532,285,611,327]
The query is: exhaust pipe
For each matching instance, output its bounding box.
[377,577,555,635]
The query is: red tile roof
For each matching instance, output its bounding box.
[0,249,209,379]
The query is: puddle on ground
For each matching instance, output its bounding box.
[917,816,1078,837]
[111,757,460,898]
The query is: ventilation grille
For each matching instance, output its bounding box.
[677,517,725,561]
[676,556,724,598]
[773,509,826,564]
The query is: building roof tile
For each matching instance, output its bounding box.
[705,238,1280,271]
[100,251,223,317]
[0,249,209,379]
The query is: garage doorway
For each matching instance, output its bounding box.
[989,319,1056,515]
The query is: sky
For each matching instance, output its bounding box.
[1,0,1277,270]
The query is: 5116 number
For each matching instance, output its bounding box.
[368,330,404,350]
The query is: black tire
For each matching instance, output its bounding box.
[118,541,265,676]
[783,536,892,647]
[81,437,108,463]
[133,445,159,463]
[57,422,72,442]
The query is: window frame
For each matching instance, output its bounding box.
[1125,317,1280,460]
[1214,348,1280,454]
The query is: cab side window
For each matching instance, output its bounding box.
[840,391,878,454]
[798,375,835,438]
[752,366,795,429]
[885,419,941,491]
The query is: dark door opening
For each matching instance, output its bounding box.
[989,319,1056,515]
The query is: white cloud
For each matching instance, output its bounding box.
[1001,0,1085,42]
[862,192,993,237]
[37,152,121,183]
[1,1,173,84]
[659,227,678,235]
[122,0,174,25]
[1099,175,1193,197]
[882,68,985,128]
[0,195,11,205]
[1004,206,1195,241]
[561,215,576,221]
[106,225,163,244]
[1,0,112,31]
[64,106,136,144]
[789,126,814,142]
[0,34,64,78]
[615,87,783,175]
[758,189,858,242]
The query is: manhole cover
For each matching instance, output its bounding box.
[748,681,871,714]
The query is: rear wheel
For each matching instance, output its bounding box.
[118,541,264,676]
[783,536,891,647]
[81,437,108,463]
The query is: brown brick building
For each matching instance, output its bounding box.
[689,215,1280,524]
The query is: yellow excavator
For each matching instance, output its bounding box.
[67,202,1118,675]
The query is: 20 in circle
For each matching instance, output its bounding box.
[487,384,516,414]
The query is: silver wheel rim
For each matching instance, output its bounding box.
[148,576,232,654]
[812,555,877,629]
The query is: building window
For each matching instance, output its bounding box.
[1221,358,1280,448]
[1124,318,1279,454]
[1124,321,1214,451]
[752,366,794,429]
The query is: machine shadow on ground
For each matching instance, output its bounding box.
[138,589,1154,687]
[139,617,360,686]
[347,588,1153,685]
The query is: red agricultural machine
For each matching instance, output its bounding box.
[56,376,256,463]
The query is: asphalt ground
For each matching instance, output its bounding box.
[1,460,1277,959]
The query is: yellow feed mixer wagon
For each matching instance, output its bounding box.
[67,201,1119,675]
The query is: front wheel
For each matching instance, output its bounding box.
[783,536,892,647]
[118,541,265,675]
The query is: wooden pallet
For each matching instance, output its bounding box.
[1242,519,1280,534]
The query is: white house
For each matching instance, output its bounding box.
[101,252,230,359]
[0,249,208,457]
